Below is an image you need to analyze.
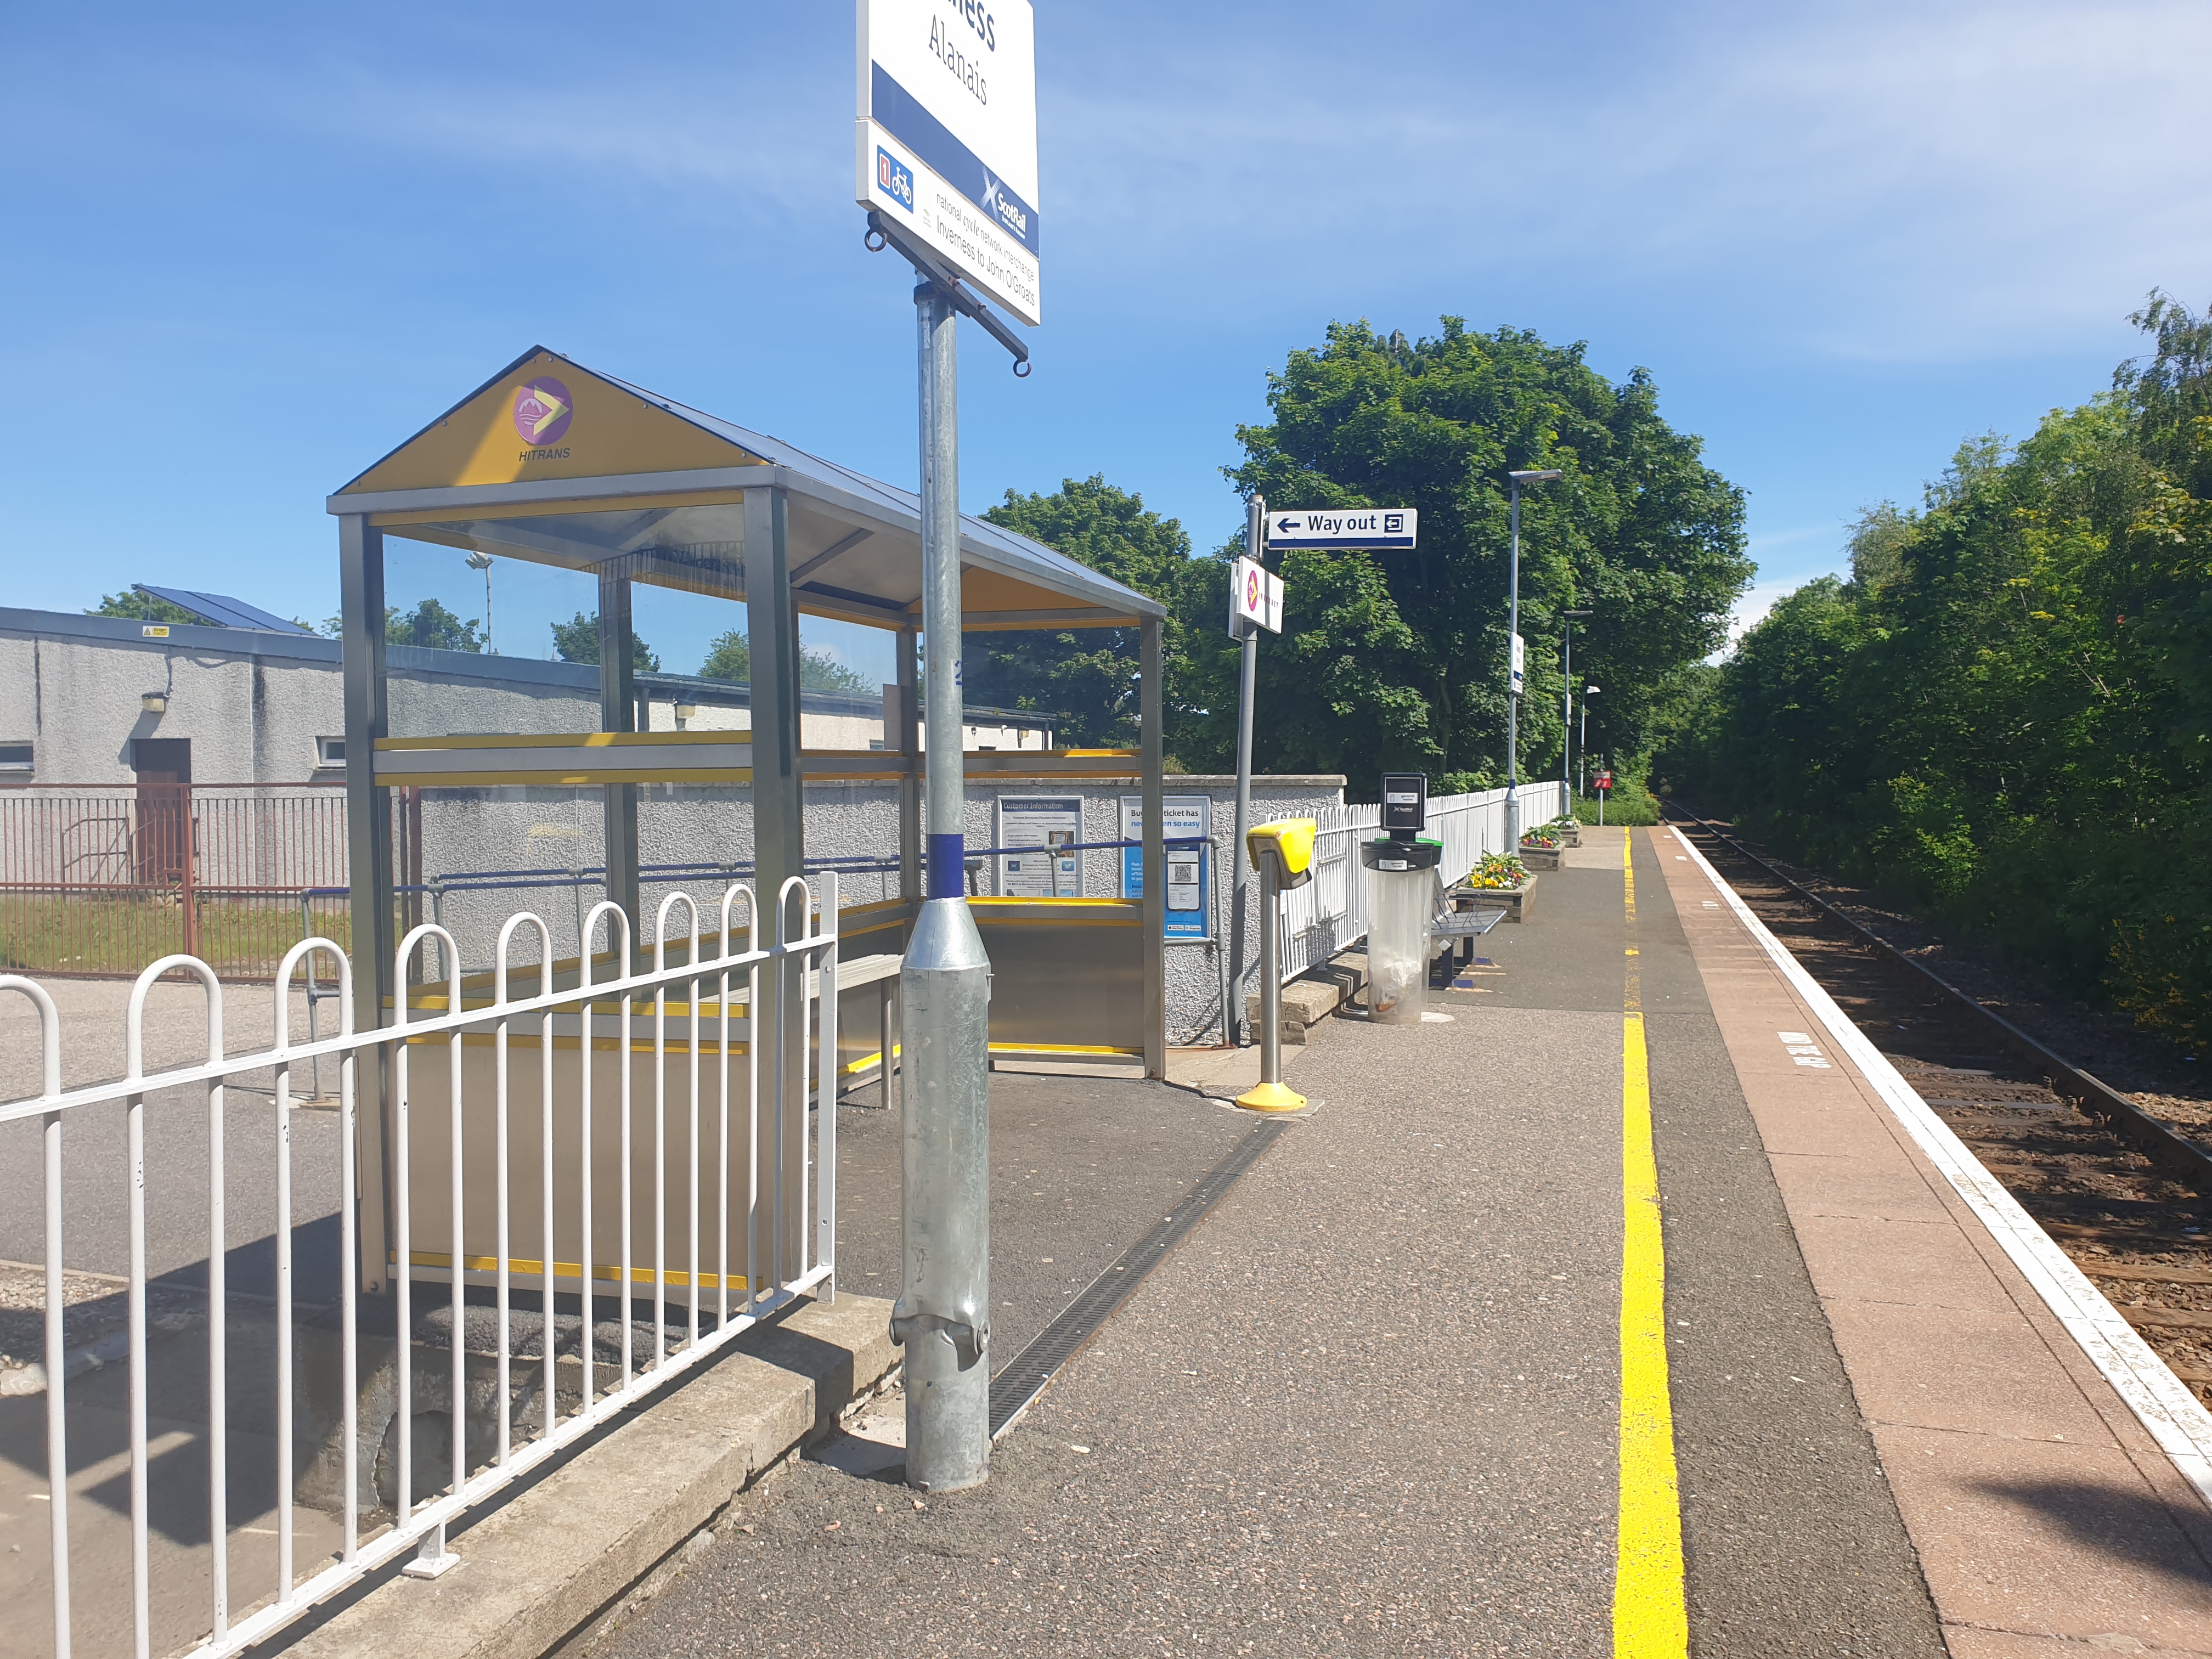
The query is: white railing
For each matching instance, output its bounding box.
[1,876,840,1659]
[1276,782,1565,983]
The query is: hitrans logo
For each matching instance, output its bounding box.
[979,170,1026,240]
[512,377,573,460]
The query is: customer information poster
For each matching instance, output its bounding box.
[995,795,1084,896]
[1120,795,1211,941]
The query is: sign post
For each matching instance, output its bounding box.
[859,0,1041,1494]
[1226,505,1418,1045]
[1596,769,1613,828]
[1227,497,1266,1046]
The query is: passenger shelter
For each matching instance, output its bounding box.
[326,346,1170,1290]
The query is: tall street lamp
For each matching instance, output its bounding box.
[1561,610,1592,804]
[465,550,496,654]
[1504,469,1561,844]
[1581,685,1600,795]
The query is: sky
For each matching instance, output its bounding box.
[3,1,2208,684]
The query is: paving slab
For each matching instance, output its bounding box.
[586,823,1945,1658]
[1654,825,2212,1653]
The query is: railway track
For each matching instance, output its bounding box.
[1662,806,2212,1400]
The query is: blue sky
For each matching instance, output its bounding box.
[4,1,2207,684]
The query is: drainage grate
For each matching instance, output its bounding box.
[988,1116,1290,1439]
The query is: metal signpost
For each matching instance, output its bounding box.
[857,0,1041,1492]
[1503,470,1560,845]
[1561,610,1591,804]
[1225,504,1418,1044]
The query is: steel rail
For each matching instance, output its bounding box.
[1662,803,2212,1192]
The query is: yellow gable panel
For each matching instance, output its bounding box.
[338,350,763,495]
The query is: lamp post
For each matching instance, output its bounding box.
[1561,610,1592,805]
[1581,685,1599,797]
[465,550,495,655]
[1504,469,1561,845]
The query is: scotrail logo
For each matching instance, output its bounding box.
[979,170,1026,239]
[877,147,915,212]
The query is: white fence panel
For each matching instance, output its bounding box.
[1274,782,1565,985]
[1,877,843,1659]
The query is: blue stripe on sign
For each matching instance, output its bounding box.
[1271,537,1419,550]
[871,63,1041,256]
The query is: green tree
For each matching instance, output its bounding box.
[697,630,871,695]
[318,600,485,650]
[89,589,199,625]
[1669,293,2212,1048]
[550,610,661,673]
[973,475,1207,748]
[1213,319,1751,790]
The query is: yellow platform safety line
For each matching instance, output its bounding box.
[1615,828,1688,1657]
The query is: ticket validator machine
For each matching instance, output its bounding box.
[1361,772,1443,1024]
[1237,818,1317,1112]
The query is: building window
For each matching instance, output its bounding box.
[315,736,346,768]
[0,742,31,773]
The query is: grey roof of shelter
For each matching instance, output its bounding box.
[591,367,1147,619]
[328,347,1165,630]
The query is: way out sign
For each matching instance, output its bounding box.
[1229,555,1283,635]
[1264,509,1417,551]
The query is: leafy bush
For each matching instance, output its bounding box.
[1663,294,2212,1050]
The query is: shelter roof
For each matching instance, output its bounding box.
[329,347,1163,631]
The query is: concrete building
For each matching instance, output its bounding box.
[0,606,1053,785]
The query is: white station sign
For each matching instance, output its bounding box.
[1229,555,1284,635]
[1264,508,1417,551]
[1510,631,1526,697]
[856,0,1042,326]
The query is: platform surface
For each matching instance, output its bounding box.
[591,826,2212,1656]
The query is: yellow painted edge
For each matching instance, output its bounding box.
[377,769,754,787]
[986,1042,1143,1057]
[379,731,755,751]
[392,1249,748,1289]
[1615,831,1687,1657]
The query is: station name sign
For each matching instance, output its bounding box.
[856,0,1041,326]
[1263,509,1417,551]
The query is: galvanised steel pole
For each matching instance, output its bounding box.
[894,280,993,1491]
[1227,495,1261,1046]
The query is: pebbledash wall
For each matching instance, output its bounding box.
[419,773,1347,1047]
[0,607,1347,1042]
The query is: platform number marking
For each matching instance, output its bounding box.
[1778,1030,1831,1069]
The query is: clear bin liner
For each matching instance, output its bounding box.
[1367,865,1432,1024]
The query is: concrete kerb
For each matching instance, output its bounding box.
[269,1292,899,1659]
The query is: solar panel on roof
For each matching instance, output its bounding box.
[135,585,314,634]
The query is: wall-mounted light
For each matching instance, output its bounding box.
[674,702,698,730]
[141,692,169,716]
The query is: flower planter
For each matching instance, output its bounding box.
[1451,873,1536,923]
[1517,842,1565,871]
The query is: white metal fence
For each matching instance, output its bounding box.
[1,876,842,1659]
[1277,782,1566,983]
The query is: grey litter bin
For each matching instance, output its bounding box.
[1361,836,1442,1023]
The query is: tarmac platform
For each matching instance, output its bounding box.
[485,829,2210,1654]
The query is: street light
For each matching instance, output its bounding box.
[465,550,495,654]
[1504,469,1562,844]
[1561,610,1592,805]
[1581,685,1600,797]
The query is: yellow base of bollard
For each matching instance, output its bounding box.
[1235,1080,1307,1113]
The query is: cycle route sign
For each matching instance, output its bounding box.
[856,0,1041,326]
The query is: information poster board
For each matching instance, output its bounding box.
[1120,794,1211,941]
[995,794,1083,897]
